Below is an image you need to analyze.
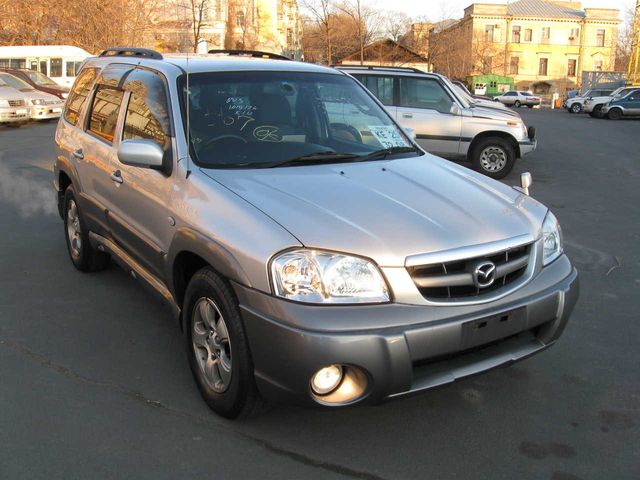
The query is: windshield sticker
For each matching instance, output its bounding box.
[367,126,408,148]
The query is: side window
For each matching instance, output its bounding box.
[505,92,517,97]
[357,75,394,106]
[122,69,171,151]
[399,77,454,113]
[63,68,98,126]
[88,86,125,143]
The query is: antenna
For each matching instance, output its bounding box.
[185,50,191,178]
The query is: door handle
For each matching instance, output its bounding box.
[110,170,123,184]
[72,148,84,160]
[402,113,413,118]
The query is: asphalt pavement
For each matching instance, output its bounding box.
[0,109,638,480]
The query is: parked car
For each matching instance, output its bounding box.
[494,91,541,108]
[565,88,613,114]
[584,87,638,118]
[601,88,640,120]
[0,68,70,99]
[0,72,65,120]
[339,66,535,178]
[451,80,491,101]
[0,77,30,126]
[54,48,578,419]
[451,82,514,113]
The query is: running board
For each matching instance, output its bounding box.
[88,232,181,320]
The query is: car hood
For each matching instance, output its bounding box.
[0,85,28,102]
[470,105,520,119]
[204,155,547,266]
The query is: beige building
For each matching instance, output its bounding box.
[429,0,620,93]
[148,0,302,58]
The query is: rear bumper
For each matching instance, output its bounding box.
[235,257,578,407]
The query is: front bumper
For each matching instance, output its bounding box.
[519,126,537,156]
[0,107,30,124]
[30,104,63,120]
[235,255,579,407]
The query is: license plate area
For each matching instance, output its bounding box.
[462,308,526,349]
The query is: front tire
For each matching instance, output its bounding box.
[570,103,582,113]
[63,186,109,272]
[607,108,622,120]
[514,100,521,108]
[590,104,604,118]
[471,137,516,179]
[184,267,263,418]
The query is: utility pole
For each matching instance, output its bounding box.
[628,0,640,85]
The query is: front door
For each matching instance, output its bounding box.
[104,68,175,278]
[625,90,640,115]
[395,76,462,156]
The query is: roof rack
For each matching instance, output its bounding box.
[207,49,291,61]
[99,47,163,60]
[333,65,427,74]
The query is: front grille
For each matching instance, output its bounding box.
[408,243,532,301]
[8,99,25,107]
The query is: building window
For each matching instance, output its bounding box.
[236,10,245,27]
[50,58,63,77]
[525,28,532,42]
[567,59,577,77]
[569,28,580,44]
[512,26,521,43]
[594,60,603,71]
[510,56,519,74]
[596,29,605,47]
[541,27,550,44]
[484,24,495,42]
[538,57,548,76]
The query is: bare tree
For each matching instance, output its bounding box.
[384,11,411,43]
[302,0,334,64]
[187,0,210,52]
[336,0,380,65]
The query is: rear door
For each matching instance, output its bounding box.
[395,76,462,156]
[104,67,175,278]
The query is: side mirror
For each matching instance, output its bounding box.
[117,139,164,170]
[520,172,532,195]
[404,127,417,141]
[450,103,461,116]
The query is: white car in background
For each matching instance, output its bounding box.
[0,71,64,121]
[0,77,30,125]
[494,91,541,108]
[565,88,614,113]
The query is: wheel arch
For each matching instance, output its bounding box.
[468,131,520,160]
[168,228,253,312]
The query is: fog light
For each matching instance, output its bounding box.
[311,365,343,395]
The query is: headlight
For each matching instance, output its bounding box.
[271,249,389,304]
[31,98,45,105]
[0,99,8,107]
[61,93,69,99]
[542,211,563,266]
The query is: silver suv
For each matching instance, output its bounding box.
[338,66,537,179]
[54,48,578,418]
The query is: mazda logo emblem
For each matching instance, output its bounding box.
[472,261,497,288]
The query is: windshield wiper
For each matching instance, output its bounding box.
[353,146,419,162]
[263,151,360,168]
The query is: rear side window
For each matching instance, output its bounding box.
[354,75,394,106]
[63,68,98,126]
[88,86,124,143]
[122,68,171,150]
[398,77,454,113]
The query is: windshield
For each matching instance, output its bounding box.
[25,70,57,86]
[440,76,470,108]
[180,71,420,169]
[613,88,633,99]
[453,84,477,105]
[0,73,34,92]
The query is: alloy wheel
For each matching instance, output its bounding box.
[479,146,507,172]
[192,297,233,393]
[66,199,82,259]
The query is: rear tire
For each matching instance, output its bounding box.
[607,108,622,120]
[184,267,265,419]
[514,100,521,108]
[471,137,516,179]
[63,186,110,272]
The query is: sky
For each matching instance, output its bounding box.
[372,0,635,21]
